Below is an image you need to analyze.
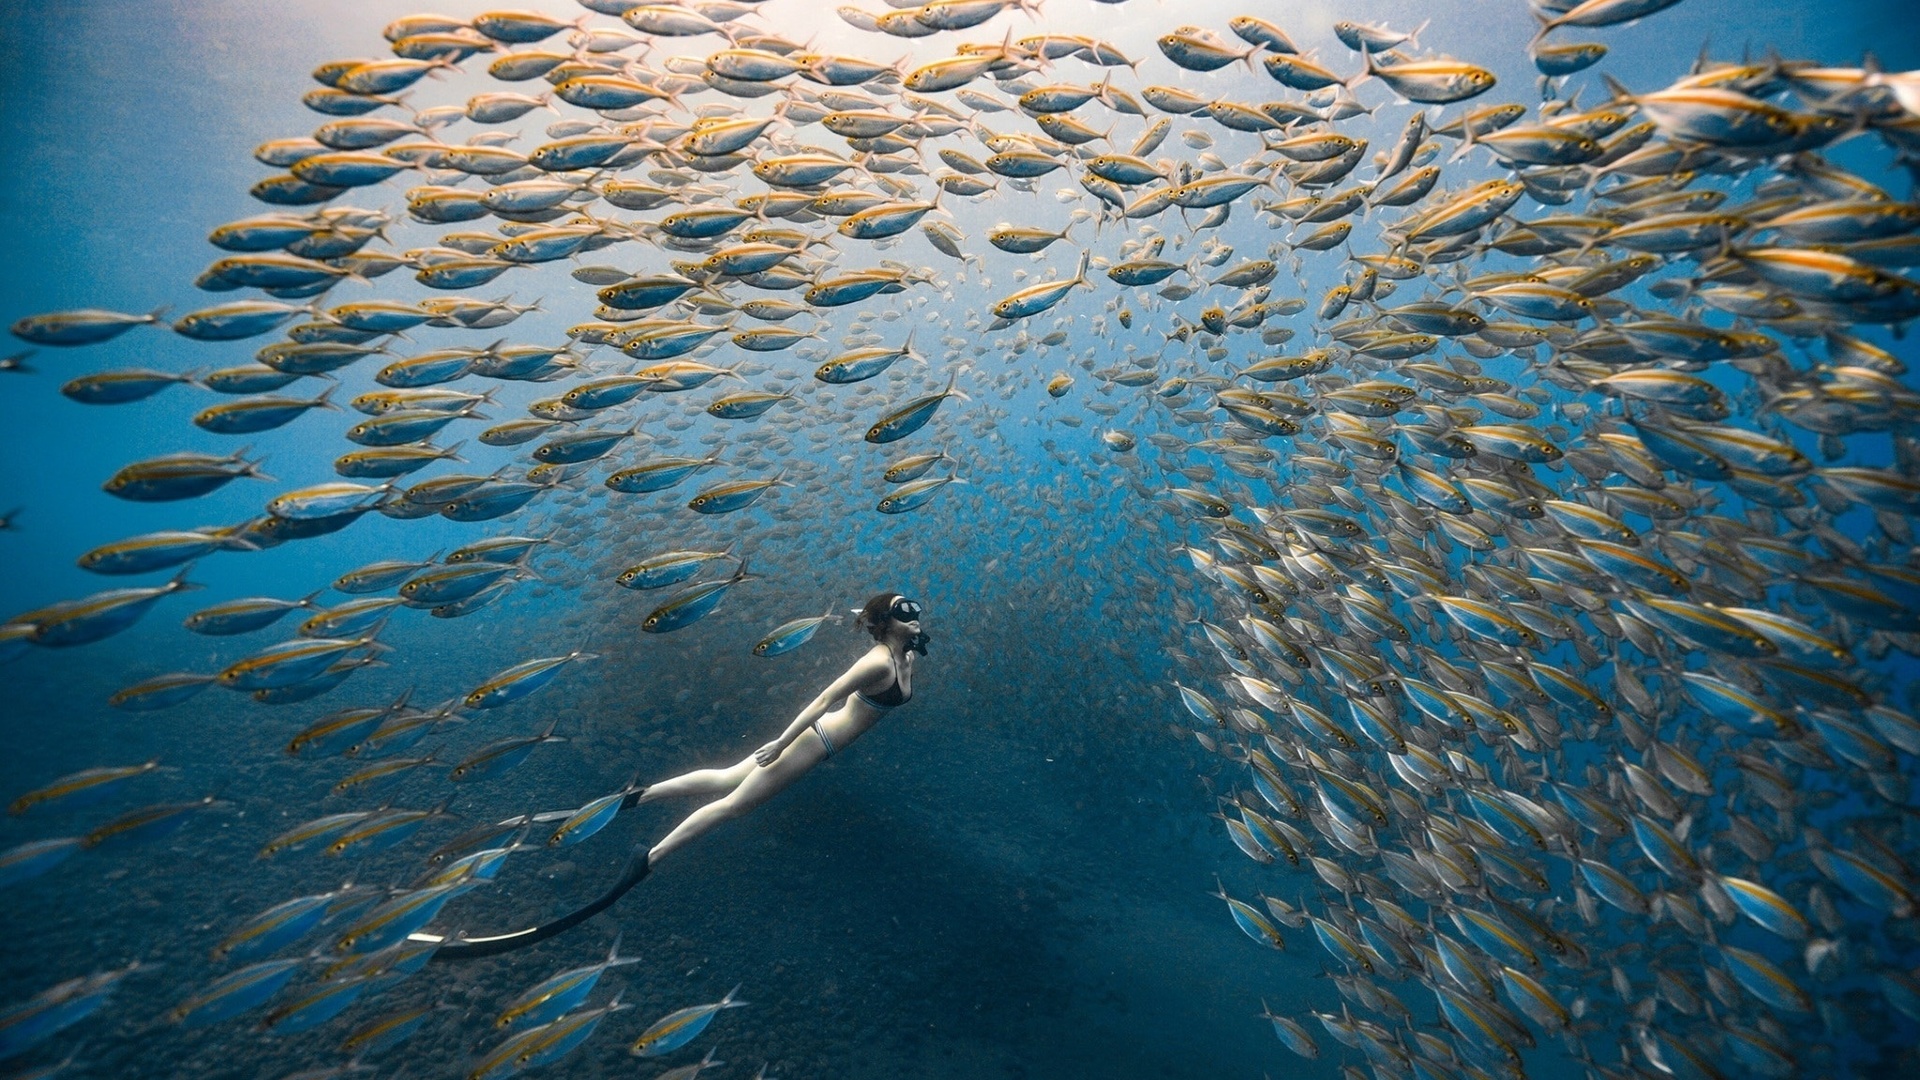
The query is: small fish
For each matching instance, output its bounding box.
[882,451,950,484]
[9,760,160,814]
[496,936,639,1030]
[11,306,168,346]
[167,959,305,1027]
[333,555,439,594]
[333,755,439,795]
[257,974,383,1035]
[192,387,337,434]
[642,562,756,634]
[331,881,479,955]
[100,445,270,499]
[14,566,201,647]
[605,455,724,494]
[340,1002,439,1057]
[82,796,218,848]
[0,837,84,890]
[470,1021,559,1080]
[60,367,198,405]
[629,983,747,1057]
[349,699,460,759]
[0,962,141,1058]
[546,782,641,849]
[285,691,413,757]
[990,251,1092,320]
[416,844,519,889]
[463,650,597,709]
[214,886,362,962]
[510,989,633,1070]
[814,331,923,384]
[184,592,321,635]
[449,718,567,783]
[260,810,381,859]
[616,546,737,590]
[753,609,839,657]
[687,475,787,515]
[217,635,383,691]
[425,814,533,868]
[325,803,453,859]
[109,672,217,711]
[299,597,405,639]
[400,561,531,605]
[865,372,971,444]
[877,475,966,514]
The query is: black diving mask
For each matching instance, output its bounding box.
[891,597,928,654]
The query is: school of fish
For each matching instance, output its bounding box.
[5,0,1920,1076]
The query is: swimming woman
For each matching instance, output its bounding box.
[419,592,926,960]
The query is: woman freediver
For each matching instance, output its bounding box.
[417,593,927,960]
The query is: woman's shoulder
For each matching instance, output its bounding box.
[848,643,893,674]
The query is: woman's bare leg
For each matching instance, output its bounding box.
[646,733,824,865]
[633,755,756,804]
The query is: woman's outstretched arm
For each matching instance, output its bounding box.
[753,653,889,765]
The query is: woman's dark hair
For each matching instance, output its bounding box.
[855,593,899,640]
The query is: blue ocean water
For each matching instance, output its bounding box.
[2,1,1918,1078]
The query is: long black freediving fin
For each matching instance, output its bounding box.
[415,789,651,962]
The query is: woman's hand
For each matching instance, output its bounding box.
[753,740,784,767]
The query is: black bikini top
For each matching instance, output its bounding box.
[865,676,909,708]
[858,653,911,709]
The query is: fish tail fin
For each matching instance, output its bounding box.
[1599,73,1635,107]
[145,304,172,325]
[1449,118,1481,165]
[1529,10,1555,46]
[993,24,1020,65]
[167,564,202,593]
[1072,247,1092,287]
[942,367,971,402]
[315,384,340,410]
[1209,873,1230,902]
[1092,71,1114,109]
